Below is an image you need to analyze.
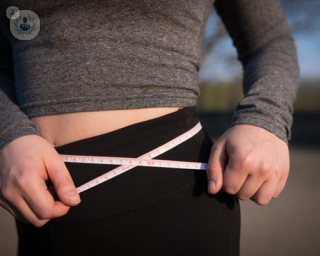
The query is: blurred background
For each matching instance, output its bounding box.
[196,0,320,255]
[1,0,319,255]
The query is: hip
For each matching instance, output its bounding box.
[48,106,214,223]
[16,106,241,256]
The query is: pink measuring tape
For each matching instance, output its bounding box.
[56,121,208,193]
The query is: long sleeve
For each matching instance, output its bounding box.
[213,0,300,144]
[0,25,43,153]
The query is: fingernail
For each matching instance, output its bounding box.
[208,180,216,193]
[66,190,81,204]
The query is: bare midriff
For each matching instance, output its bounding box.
[30,107,182,148]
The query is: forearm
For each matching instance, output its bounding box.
[214,0,300,144]
[0,27,43,153]
[228,29,300,144]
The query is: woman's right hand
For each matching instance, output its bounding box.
[0,135,81,227]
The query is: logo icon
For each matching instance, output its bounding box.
[6,6,19,19]
[10,10,40,40]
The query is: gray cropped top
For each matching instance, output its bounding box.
[0,0,300,152]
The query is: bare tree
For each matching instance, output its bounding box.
[202,0,319,69]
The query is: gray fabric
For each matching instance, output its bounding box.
[0,0,299,152]
[214,0,300,145]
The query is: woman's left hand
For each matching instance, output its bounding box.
[206,124,290,206]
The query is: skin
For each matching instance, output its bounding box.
[0,108,290,227]
[0,108,182,227]
[206,124,290,205]
[0,134,76,227]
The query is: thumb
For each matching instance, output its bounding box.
[44,152,81,206]
[206,141,228,194]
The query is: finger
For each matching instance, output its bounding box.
[22,175,70,220]
[251,179,278,206]
[15,200,49,227]
[44,153,81,206]
[206,142,227,194]
[222,154,251,195]
[273,165,289,198]
[235,174,266,200]
[273,175,287,198]
[3,196,49,227]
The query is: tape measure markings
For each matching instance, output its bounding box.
[60,155,208,170]
[60,121,205,193]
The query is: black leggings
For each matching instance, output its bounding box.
[15,106,240,256]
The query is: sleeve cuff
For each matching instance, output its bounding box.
[0,123,44,153]
[227,115,290,145]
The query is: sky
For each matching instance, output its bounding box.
[199,11,320,83]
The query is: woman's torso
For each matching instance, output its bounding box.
[30,108,182,147]
[2,1,213,148]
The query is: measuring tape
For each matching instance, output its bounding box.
[57,121,208,193]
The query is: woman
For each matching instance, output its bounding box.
[0,0,299,255]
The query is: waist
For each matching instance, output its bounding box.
[30,107,182,148]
